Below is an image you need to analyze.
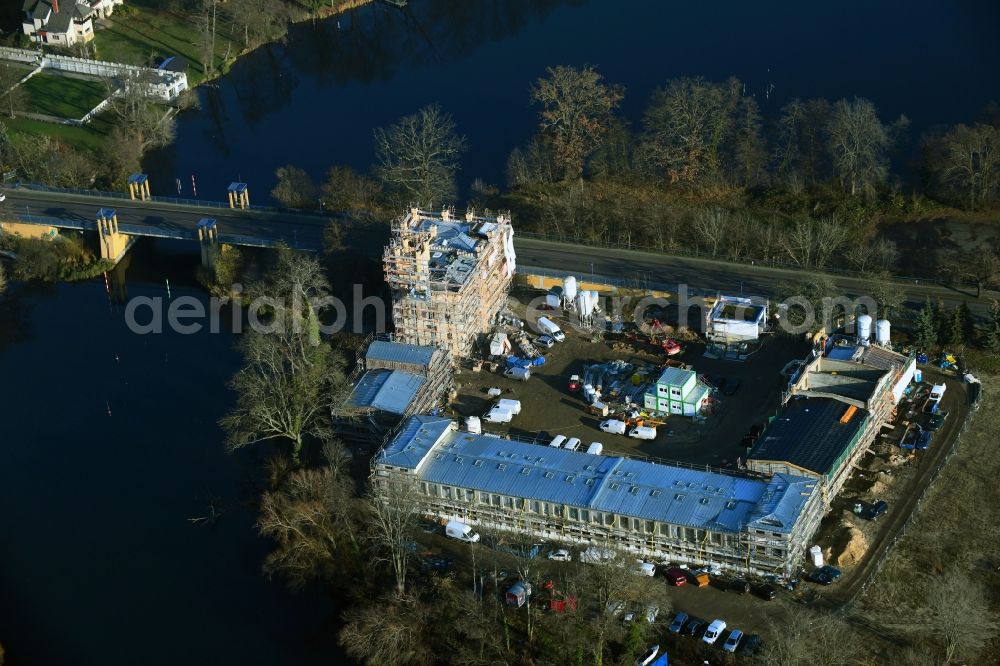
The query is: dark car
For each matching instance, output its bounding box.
[668,611,689,633]
[752,583,777,600]
[916,430,933,450]
[721,377,742,396]
[807,571,834,585]
[739,633,764,656]
[726,578,751,594]
[927,411,948,431]
[818,565,842,580]
[683,617,707,637]
[854,500,888,521]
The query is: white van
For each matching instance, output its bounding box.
[586,442,604,455]
[564,437,582,452]
[628,426,657,440]
[548,435,567,448]
[484,406,513,424]
[537,317,566,342]
[496,399,522,415]
[504,367,531,381]
[599,419,627,435]
[445,520,480,543]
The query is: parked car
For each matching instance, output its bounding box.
[662,339,681,355]
[927,411,948,431]
[721,377,742,396]
[683,617,707,637]
[725,578,750,594]
[0,192,6,202]
[634,562,656,577]
[534,335,555,349]
[916,430,933,450]
[807,571,835,585]
[818,565,842,580]
[667,611,689,633]
[854,500,888,521]
[752,583,777,600]
[665,567,688,586]
[900,423,922,450]
[547,548,571,562]
[723,628,743,653]
[606,600,627,617]
[635,645,660,666]
[703,619,727,645]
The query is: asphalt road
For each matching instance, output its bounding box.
[2,187,996,314]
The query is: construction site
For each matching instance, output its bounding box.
[382,207,516,360]
[364,207,977,596]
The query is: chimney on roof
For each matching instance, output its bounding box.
[52,0,59,15]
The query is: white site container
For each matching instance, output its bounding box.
[465,416,482,434]
[809,545,824,567]
[496,399,522,415]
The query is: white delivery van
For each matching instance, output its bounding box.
[537,317,566,342]
[445,520,480,543]
[564,437,582,452]
[549,435,567,448]
[628,426,657,440]
[599,419,627,435]
[703,619,727,645]
[586,442,604,455]
[504,366,531,381]
[484,406,513,424]
[496,399,522,415]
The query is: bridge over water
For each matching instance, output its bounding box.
[0,182,383,267]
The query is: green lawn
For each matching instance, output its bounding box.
[22,72,109,120]
[3,114,111,153]
[93,1,238,85]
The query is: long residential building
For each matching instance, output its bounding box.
[383,208,515,360]
[374,416,824,577]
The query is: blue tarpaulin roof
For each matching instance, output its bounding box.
[366,340,436,368]
[377,417,817,533]
[349,370,424,415]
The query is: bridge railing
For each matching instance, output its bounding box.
[15,182,237,209]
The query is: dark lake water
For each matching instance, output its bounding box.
[0,242,344,665]
[148,0,1000,204]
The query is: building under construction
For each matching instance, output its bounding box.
[383,208,516,360]
[374,416,825,578]
[336,338,452,444]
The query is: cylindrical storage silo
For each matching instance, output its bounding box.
[875,319,891,345]
[588,290,601,314]
[857,314,873,341]
[563,276,578,301]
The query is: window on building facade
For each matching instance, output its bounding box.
[581,510,590,522]
[712,533,722,544]
[429,484,439,497]
[645,521,654,533]
[532,501,540,513]
[569,508,579,521]
[619,516,629,529]
[443,487,452,499]
[684,528,697,542]
[605,513,615,526]
[479,492,489,504]
[503,497,513,508]
[492,495,501,507]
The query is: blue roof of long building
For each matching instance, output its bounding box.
[366,340,437,368]
[377,417,817,534]
[349,370,424,415]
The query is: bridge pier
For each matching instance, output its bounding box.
[197,218,219,269]
[96,208,133,264]
[227,182,249,209]
[127,173,150,201]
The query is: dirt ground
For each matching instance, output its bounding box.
[448,290,811,469]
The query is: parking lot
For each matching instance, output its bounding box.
[449,290,811,469]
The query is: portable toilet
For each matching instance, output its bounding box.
[809,545,823,567]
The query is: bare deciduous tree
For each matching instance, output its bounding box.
[366,476,421,596]
[530,65,624,180]
[779,217,847,268]
[220,255,348,462]
[374,104,467,206]
[692,208,730,256]
[936,123,999,210]
[271,164,318,209]
[919,571,998,664]
[104,70,176,152]
[340,592,433,666]
[641,77,738,184]
[827,98,898,198]
[0,64,27,119]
